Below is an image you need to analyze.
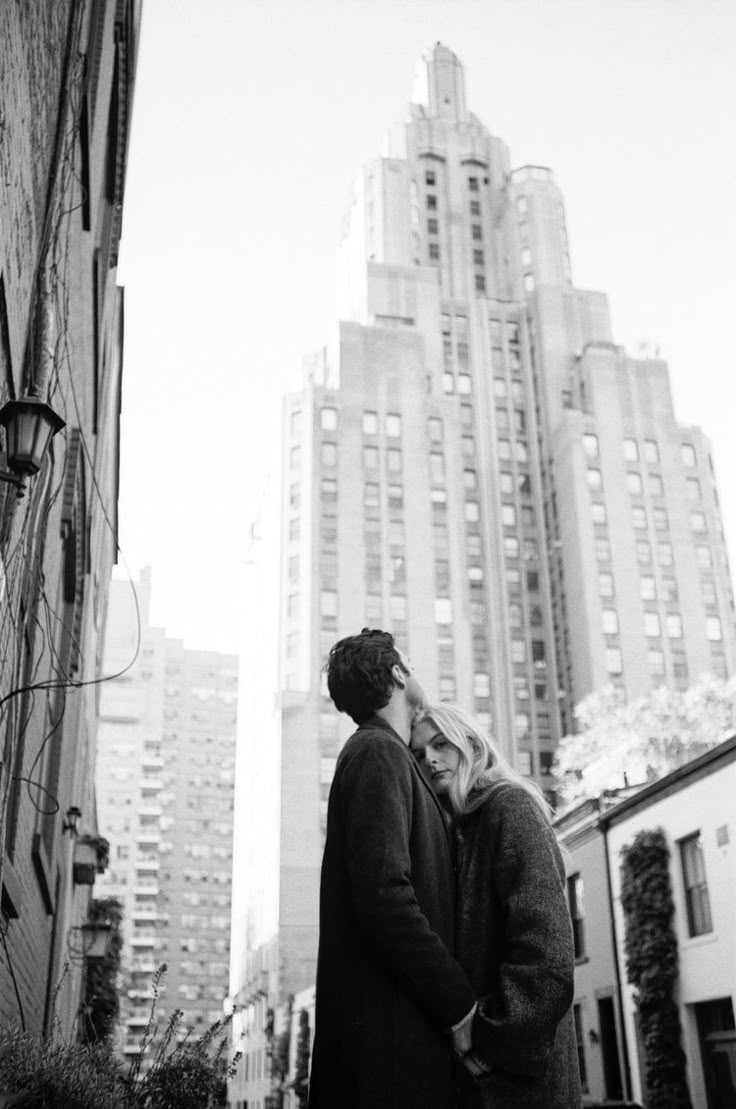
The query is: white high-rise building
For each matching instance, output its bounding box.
[228,44,736,1108]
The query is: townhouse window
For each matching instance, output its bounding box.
[679,833,713,936]
[567,874,586,958]
[623,438,639,462]
[363,410,378,435]
[321,406,338,430]
[583,433,599,459]
[573,1006,588,1093]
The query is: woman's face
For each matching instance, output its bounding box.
[410,719,461,795]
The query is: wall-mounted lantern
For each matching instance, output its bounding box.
[0,394,65,498]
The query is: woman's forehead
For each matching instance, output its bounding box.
[411,720,445,745]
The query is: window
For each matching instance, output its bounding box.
[504,537,519,559]
[363,410,378,435]
[429,243,440,260]
[648,648,665,676]
[501,504,516,527]
[583,433,599,459]
[465,502,480,523]
[524,539,539,560]
[685,477,701,501]
[472,224,482,241]
[681,443,697,468]
[365,593,382,622]
[442,373,454,394]
[387,484,403,511]
[653,508,669,532]
[636,541,652,565]
[321,441,337,467]
[523,273,535,292]
[427,218,438,234]
[690,511,707,533]
[468,176,479,192]
[657,542,674,567]
[431,488,447,506]
[696,545,713,569]
[567,874,586,958]
[289,518,300,543]
[666,613,683,639]
[632,506,647,530]
[531,640,546,668]
[591,502,607,526]
[473,673,490,698]
[644,612,661,638]
[515,713,530,739]
[595,538,611,562]
[390,595,407,622]
[387,448,402,472]
[627,472,643,495]
[363,445,379,469]
[662,576,678,602]
[466,534,482,557]
[425,169,436,186]
[499,472,513,494]
[288,556,299,583]
[463,469,477,492]
[289,483,300,509]
[527,570,539,592]
[587,469,602,490]
[461,435,474,456]
[649,473,664,497]
[516,195,528,215]
[643,439,659,464]
[515,440,528,463]
[623,438,638,462]
[679,834,712,936]
[702,581,717,606]
[602,609,619,635]
[508,602,522,628]
[599,572,614,598]
[640,576,656,601]
[605,647,623,674]
[520,247,532,268]
[475,274,486,292]
[457,374,471,394]
[290,409,303,437]
[429,453,445,484]
[468,566,484,586]
[320,591,337,618]
[435,599,453,625]
[363,482,379,508]
[321,406,338,430]
[426,193,437,211]
[435,560,450,596]
[474,249,484,266]
[470,199,480,216]
[428,416,443,442]
[386,413,402,437]
[289,445,301,470]
[706,616,723,642]
[511,639,526,663]
[439,676,456,700]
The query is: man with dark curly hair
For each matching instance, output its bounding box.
[308,628,476,1108]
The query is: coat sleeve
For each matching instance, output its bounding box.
[337,732,476,1029]
[472,786,575,1075]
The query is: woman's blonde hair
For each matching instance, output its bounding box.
[414,703,552,821]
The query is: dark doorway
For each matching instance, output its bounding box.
[598,995,624,1100]
[696,998,736,1108]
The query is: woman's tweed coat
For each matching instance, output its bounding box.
[456,781,583,1109]
[308,716,476,1109]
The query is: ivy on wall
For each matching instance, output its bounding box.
[620,827,692,1109]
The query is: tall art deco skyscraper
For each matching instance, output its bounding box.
[229,44,736,1107]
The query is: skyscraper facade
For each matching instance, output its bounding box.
[229,44,736,1108]
[96,570,239,1060]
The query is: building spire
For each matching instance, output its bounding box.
[412,42,467,121]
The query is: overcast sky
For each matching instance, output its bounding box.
[118,0,736,654]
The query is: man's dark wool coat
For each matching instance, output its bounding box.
[455,781,583,1109]
[308,715,475,1109]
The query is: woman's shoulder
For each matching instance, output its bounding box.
[471,780,551,833]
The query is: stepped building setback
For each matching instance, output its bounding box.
[229,44,736,1109]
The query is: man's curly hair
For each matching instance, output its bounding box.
[325,628,408,725]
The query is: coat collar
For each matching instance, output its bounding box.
[361,714,454,848]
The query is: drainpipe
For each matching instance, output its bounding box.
[601,811,633,1101]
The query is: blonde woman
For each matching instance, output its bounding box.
[410,704,583,1109]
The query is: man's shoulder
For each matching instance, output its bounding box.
[337,722,411,776]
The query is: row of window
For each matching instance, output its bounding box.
[584,431,700,471]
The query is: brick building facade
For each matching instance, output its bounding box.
[0,0,140,1038]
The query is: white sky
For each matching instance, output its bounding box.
[118,0,736,655]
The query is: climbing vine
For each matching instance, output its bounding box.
[620,827,692,1109]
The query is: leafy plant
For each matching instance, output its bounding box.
[293,1009,310,1109]
[620,828,692,1109]
[79,897,124,1045]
